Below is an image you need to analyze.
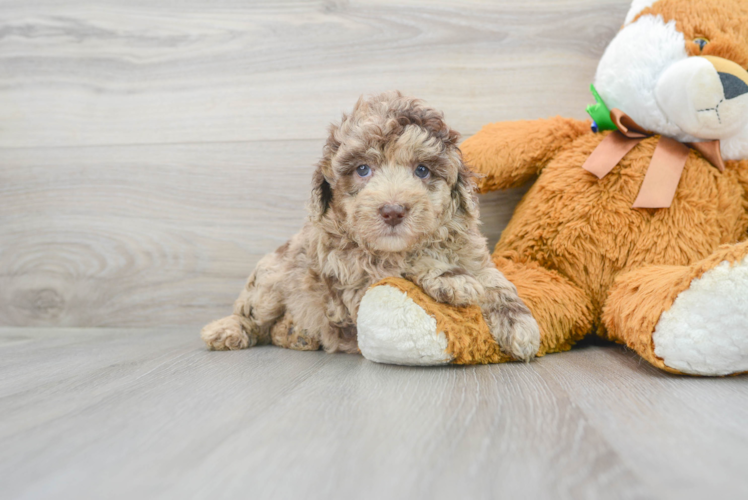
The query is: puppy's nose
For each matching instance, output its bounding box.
[379,204,407,227]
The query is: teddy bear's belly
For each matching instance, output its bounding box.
[495,139,747,305]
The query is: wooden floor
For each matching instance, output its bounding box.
[2,1,748,498]
[2,327,748,500]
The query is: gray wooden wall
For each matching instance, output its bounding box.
[0,0,630,328]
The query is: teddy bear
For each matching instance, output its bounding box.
[357,0,748,376]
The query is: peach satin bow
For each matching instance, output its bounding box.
[581,109,725,208]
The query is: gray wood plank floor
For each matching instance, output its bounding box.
[2,327,747,500]
[3,2,747,499]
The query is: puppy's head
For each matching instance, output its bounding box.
[310,91,476,253]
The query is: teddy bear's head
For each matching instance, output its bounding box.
[594,0,748,160]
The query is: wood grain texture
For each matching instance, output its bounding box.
[0,0,630,327]
[2,327,747,500]
[0,0,628,148]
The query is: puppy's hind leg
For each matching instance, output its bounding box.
[201,253,286,351]
[270,314,321,351]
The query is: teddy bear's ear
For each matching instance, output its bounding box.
[624,0,658,25]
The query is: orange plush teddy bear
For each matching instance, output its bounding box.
[357,0,748,376]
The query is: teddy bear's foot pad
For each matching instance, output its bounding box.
[653,256,748,375]
[358,284,452,366]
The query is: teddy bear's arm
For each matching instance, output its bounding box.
[461,116,591,193]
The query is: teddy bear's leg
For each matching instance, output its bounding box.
[358,280,455,365]
[357,260,593,366]
[603,241,748,375]
[493,257,594,356]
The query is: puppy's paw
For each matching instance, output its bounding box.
[483,300,540,362]
[270,315,321,351]
[423,272,485,307]
[201,315,254,350]
[501,311,541,362]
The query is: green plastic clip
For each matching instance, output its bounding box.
[586,84,618,132]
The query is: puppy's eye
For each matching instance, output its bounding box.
[356,165,371,177]
[694,38,709,51]
[414,164,430,179]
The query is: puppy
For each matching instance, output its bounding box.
[201,91,540,360]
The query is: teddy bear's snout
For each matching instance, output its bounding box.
[718,72,748,100]
[655,55,748,140]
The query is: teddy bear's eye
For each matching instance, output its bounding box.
[694,38,710,51]
[356,164,371,177]
[414,165,430,179]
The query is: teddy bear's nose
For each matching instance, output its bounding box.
[719,72,748,100]
[379,204,408,227]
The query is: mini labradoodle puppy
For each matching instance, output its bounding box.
[201,91,540,360]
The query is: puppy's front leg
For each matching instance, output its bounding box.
[477,266,540,362]
[409,260,485,307]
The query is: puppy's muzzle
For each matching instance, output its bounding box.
[379,204,408,227]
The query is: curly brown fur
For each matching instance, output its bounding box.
[201,91,540,359]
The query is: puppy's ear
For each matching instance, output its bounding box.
[432,122,477,218]
[452,154,479,220]
[310,166,333,221]
[310,124,340,221]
